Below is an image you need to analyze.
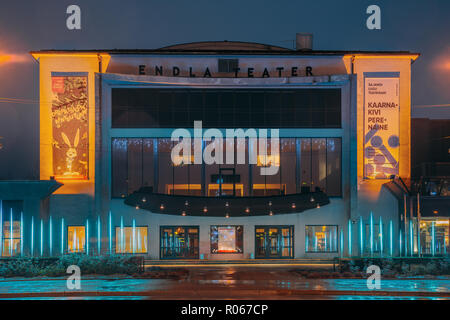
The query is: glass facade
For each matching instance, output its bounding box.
[255,226,294,258]
[111,137,341,197]
[420,218,449,256]
[210,226,243,254]
[305,225,338,253]
[1,200,23,257]
[115,227,148,254]
[160,226,199,259]
[67,226,86,253]
[112,88,341,128]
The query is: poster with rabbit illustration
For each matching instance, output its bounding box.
[51,75,88,179]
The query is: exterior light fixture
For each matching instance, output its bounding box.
[225,202,229,207]
[245,207,250,213]
[268,201,272,206]
[225,213,230,218]
[121,194,126,198]
[141,197,147,203]
[184,200,189,206]
[203,206,208,213]
[135,205,140,210]
[310,197,315,202]
[160,204,165,210]
[182,211,186,216]
[269,211,273,216]
[291,203,296,209]
[316,204,320,209]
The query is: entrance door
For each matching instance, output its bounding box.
[160,226,199,259]
[255,226,294,258]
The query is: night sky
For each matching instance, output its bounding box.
[0,0,449,179]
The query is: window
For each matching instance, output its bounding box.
[160,226,199,259]
[112,88,341,128]
[115,227,148,254]
[111,137,342,197]
[210,226,243,254]
[255,226,294,258]
[1,200,23,257]
[420,219,449,256]
[67,226,86,253]
[305,225,338,253]
[218,59,239,73]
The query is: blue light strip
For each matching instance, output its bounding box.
[31,216,34,256]
[40,219,43,256]
[61,218,64,255]
[20,212,24,256]
[86,219,89,255]
[389,220,393,256]
[49,216,52,256]
[97,216,101,255]
[132,219,136,254]
[359,217,363,256]
[10,209,13,256]
[431,221,435,256]
[109,211,112,254]
[409,220,414,256]
[348,219,352,256]
[370,212,374,256]
[0,200,3,256]
[379,216,383,256]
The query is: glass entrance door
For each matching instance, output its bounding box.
[160,226,199,259]
[255,226,294,258]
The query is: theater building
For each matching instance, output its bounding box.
[3,35,444,260]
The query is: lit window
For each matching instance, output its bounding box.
[115,227,148,254]
[305,225,338,253]
[211,226,243,254]
[2,221,21,257]
[68,226,86,253]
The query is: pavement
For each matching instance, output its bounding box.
[0,263,449,300]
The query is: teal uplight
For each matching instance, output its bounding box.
[20,212,24,256]
[61,218,64,255]
[109,211,112,254]
[86,219,89,255]
[379,216,383,256]
[348,219,352,256]
[97,216,101,255]
[389,220,393,256]
[40,219,43,256]
[49,216,53,256]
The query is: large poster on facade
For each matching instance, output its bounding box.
[51,75,89,179]
[363,77,400,179]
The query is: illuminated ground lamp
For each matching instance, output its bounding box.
[369,212,374,256]
[109,211,112,254]
[10,209,13,256]
[340,229,344,257]
[86,219,89,255]
[31,216,34,256]
[399,229,403,256]
[49,216,53,256]
[40,219,43,256]
[120,216,124,253]
[61,218,64,255]
[20,212,23,256]
[0,201,2,256]
[359,216,364,256]
[409,220,414,256]
[132,219,136,254]
[348,219,352,256]
[431,221,436,256]
[379,216,383,256]
[97,216,101,255]
[389,220,393,257]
